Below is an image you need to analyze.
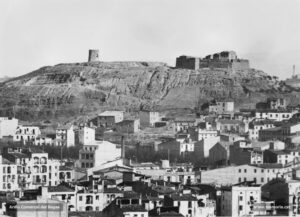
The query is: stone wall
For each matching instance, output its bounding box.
[176,51,249,72]
[176,56,200,70]
[88,49,99,62]
[231,59,250,72]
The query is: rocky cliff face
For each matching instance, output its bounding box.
[0,61,299,121]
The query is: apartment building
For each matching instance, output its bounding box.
[220,182,275,216]
[1,147,61,190]
[209,101,234,114]
[201,164,286,186]
[248,119,275,141]
[55,125,75,147]
[97,111,124,128]
[139,110,160,127]
[78,126,95,145]
[14,125,41,144]
[79,140,121,169]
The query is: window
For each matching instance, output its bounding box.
[238,169,241,173]
[238,177,241,182]
[254,169,257,173]
[261,169,264,173]
[188,201,192,208]
[79,196,82,201]
[244,178,247,181]
[239,196,243,201]
[244,169,247,173]
[261,178,264,182]
[239,205,243,211]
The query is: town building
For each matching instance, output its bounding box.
[220,133,245,143]
[216,119,247,134]
[248,119,275,141]
[209,101,234,114]
[229,140,264,165]
[208,142,230,165]
[34,135,55,146]
[135,164,197,185]
[79,140,122,169]
[156,138,195,157]
[197,129,218,141]
[0,117,18,139]
[139,110,160,128]
[256,97,287,110]
[55,125,75,147]
[195,136,220,159]
[115,119,140,134]
[0,146,61,191]
[259,122,300,141]
[220,182,275,216]
[201,164,286,186]
[78,126,95,145]
[174,118,196,133]
[13,125,41,144]
[264,149,300,165]
[164,193,215,217]
[97,111,124,128]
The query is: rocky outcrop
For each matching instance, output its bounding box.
[0,61,299,121]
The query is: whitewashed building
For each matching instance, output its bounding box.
[0,117,18,139]
[55,125,75,147]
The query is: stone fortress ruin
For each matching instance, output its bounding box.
[175,51,250,72]
[88,49,99,62]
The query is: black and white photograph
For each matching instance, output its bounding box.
[0,0,300,216]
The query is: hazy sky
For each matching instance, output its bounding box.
[0,0,299,79]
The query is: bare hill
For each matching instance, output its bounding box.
[0,61,299,122]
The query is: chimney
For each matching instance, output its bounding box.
[121,136,125,159]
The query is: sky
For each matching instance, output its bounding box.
[0,0,299,79]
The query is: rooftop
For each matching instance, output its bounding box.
[169,194,197,201]
[120,205,147,212]
[99,111,124,116]
[48,184,75,193]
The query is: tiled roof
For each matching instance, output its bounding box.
[152,186,176,194]
[169,194,197,201]
[48,184,75,192]
[103,188,122,194]
[251,163,284,169]
[121,205,147,212]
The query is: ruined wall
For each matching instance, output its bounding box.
[231,59,250,72]
[88,49,99,62]
[176,56,200,70]
[199,59,249,72]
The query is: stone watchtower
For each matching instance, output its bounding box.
[88,49,99,62]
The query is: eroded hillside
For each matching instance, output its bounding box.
[0,61,299,121]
